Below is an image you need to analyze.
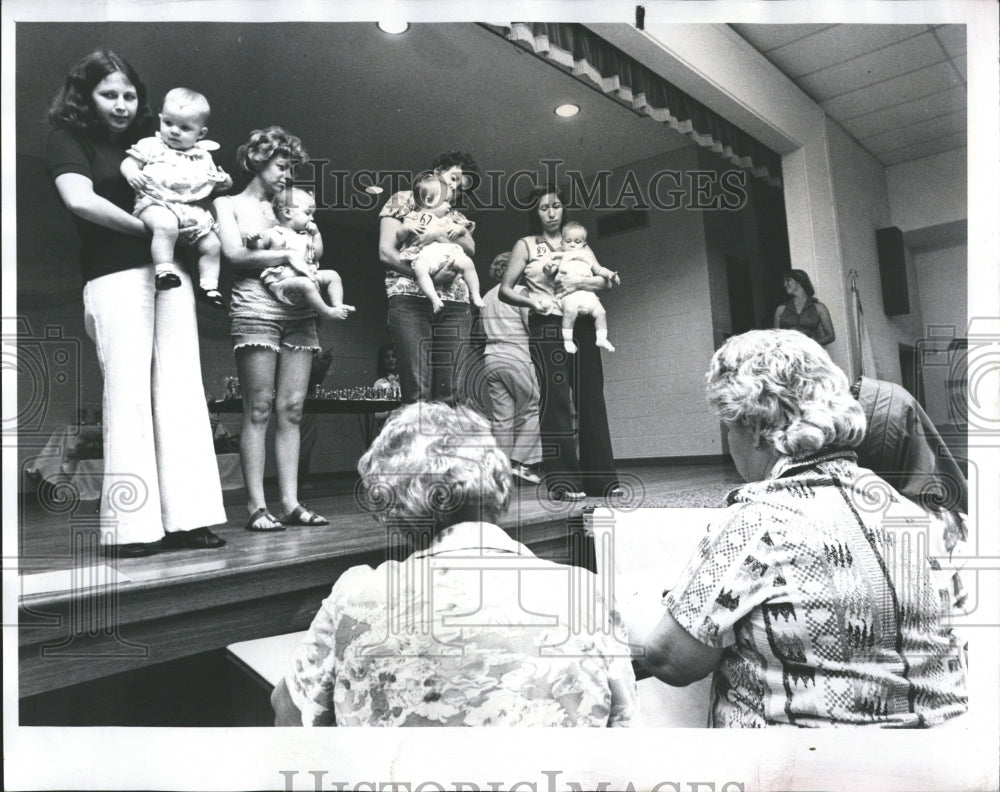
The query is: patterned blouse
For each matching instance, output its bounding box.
[285,522,638,726]
[378,190,471,303]
[665,451,968,728]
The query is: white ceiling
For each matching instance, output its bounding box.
[731,23,967,167]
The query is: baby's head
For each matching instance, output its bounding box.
[158,87,210,151]
[272,187,316,232]
[561,221,588,251]
[412,172,451,216]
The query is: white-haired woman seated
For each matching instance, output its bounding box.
[643,330,968,728]
[271,401,637,726]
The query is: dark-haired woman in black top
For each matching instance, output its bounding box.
[47,50,225,557]
[773,269,835,347]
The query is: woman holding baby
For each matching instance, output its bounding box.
[500,184,621,501]
[214,127,336,532]
[377,150,480,405]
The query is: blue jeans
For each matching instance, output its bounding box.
[387,295,472,405]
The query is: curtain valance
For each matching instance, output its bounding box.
[500,22,782,186]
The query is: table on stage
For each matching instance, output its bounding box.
[208,397,402,448]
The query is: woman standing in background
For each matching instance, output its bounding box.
[774,269,835,346]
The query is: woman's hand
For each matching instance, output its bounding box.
[529,295,557,315]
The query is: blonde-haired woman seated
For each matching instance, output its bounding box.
[643,330,968,728]
[271,402,637,726]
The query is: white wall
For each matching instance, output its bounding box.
[825,119,924,383]
[886,148,967,231]
[583,147,723,460]
[914,244,968,425]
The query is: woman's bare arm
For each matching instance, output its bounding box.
[54,173,148,237]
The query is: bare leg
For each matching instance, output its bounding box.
[235,345,282,529]
[412,258,445,313]
[194,232,225,308]
[453,252,485,308]
[138,204,181,287]
[315,270,355,320]
[195,231,222,291]
[561,305,579,354]
[273,348,317,518]
[594,307,615,352]
[277,276,353,321]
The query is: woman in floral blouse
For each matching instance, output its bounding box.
[271,401,637,726]
[642,329,968,728]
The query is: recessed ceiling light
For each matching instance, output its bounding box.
[377,21,409,35]
[554,103,580,118]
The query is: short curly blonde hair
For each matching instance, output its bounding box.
[235,125,307,175]
[356,402,512,532]
[706,330,865,458]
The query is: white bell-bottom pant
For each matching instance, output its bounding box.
[83,264,225,544]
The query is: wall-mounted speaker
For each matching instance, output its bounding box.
[875,226,910,316]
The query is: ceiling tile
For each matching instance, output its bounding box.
[821,61,962,120]
[879,133,969,166]
[934,25,967,57]
[845,86,965,139]
[861,111,966,153]
[764,24,927,79]
[797,33,945,100]
[729,23,834,52]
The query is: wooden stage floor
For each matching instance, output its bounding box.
[17,462,741,700]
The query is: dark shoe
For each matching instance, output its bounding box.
[155,272,182,290]
[196,287,227,310]
[549,489,586,502]
[245,507,285,532]
[511,462,542,484]
[278,504,329,526]
[162,526,227,549]
[103,542,159,559]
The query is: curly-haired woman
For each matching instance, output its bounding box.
[214,126,328,532]
[271,402,637,727]
[643,329,967,728]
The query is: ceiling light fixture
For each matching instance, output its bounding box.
[554,103,580,118]
[377,21,409,35]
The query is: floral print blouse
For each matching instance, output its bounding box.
[378,190,472,303]
[286,522,638,726]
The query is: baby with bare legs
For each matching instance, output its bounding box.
[544,221,619,353]
[250,187,355,322]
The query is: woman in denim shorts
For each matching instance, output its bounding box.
[215,126,328,532]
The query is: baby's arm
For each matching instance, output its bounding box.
[582,248,621,286]
[120,155,151,193]
[304,221,324,261]
[248,227,282,251]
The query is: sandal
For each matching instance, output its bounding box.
[155,272,182,291]
[196,287,227,310]
[279,504,329,526]
[245,507,285,532]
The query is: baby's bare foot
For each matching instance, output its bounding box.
[324,304,356,321]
